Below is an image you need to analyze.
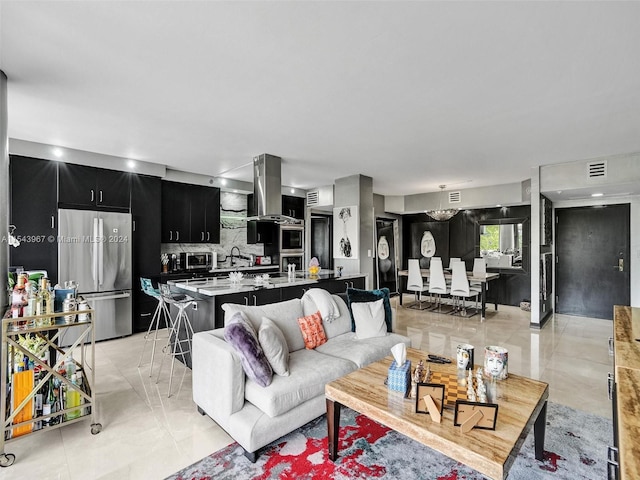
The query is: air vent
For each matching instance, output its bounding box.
[306,190,319,207]
[587,161,607,179]
[448,191,461,204]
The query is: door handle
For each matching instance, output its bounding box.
[608,372,615,400]
[616,258,623,272]
[609,337,614,356]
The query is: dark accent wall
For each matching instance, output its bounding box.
[403,205,531,307]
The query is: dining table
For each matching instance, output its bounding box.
[397,269,499,319]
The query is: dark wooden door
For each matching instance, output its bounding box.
[96,168,130,208]
[9,155,59,283]
[58,163,96,207]
[556,204,630,319]
[131,175,161,333]
[161,181,191,242]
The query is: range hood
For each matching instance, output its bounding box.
[246,154,302,224]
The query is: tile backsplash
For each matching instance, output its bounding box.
[161,191,264,269]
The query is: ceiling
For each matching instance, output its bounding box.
[2,1,640,197]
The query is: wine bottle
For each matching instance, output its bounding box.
[65,374,82,420]
[11,275,28,329]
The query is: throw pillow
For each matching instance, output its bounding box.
[223,311,273,387]
[346,287,393,333]
[297,311,328,349]
[258,316,290,377]
[352,298,388,339]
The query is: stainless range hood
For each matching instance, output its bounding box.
[247,153,302,224]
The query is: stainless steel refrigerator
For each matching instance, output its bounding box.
[58,209,132,346]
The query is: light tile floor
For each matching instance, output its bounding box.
[2,296,613,479]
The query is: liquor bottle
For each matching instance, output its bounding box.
[65,374,82,420]
[11,275,28,327]
[40,278,53,326]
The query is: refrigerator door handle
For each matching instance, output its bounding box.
[98,218,104,286]
[84,291,131,301]
[92,217,99,291]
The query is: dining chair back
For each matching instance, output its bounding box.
[407,258,430,309]
[450,261,479,317]
[472,258,486,276]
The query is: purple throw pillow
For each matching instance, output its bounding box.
[223,312,273,388]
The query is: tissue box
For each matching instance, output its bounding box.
[387,360,411,394]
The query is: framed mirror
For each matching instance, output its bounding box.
[477,217,527,272]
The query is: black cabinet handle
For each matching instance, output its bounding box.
[99,190,103,203]
[91,189,95,202]
[140,312,152,317]
[176,231,180,241]
[170,231,173,241]
[207,232,210,241]
[244,296,249,306]
[201,232,204,241]
[252,295,257,306]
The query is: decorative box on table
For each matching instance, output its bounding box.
[388,360,411,394]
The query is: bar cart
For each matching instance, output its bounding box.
[1,305,102,467]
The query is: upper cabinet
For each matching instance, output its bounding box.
[282,195,305,220]
[58,163,130,210]
[9,155,59,283]
[190,186,221,244]
[161,181,190,242]
[246,194,278,245]
[161,181,221,243]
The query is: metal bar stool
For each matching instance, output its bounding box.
[137,278,172,377]
[156,284,196,397]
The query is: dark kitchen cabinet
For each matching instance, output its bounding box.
[58,163,130,210]
[282,195,305,220]
[161,181,190,243]
[246,194,278,245]
[317,276,366,294]
[131,175,162,332]
[9,155,59,283]
[190,185,221,244]
[161,181,220,244]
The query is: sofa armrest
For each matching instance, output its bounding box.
[192,329,245,425]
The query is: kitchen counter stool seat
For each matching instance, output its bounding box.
[157,284,196,398]
[137,278,171,377]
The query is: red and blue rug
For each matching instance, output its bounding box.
[167,402,610,479]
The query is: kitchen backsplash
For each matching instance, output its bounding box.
[161,191,264,269]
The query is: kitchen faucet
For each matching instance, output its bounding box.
[230,246,240,266]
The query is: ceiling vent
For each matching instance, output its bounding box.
[448,191,461,204]
[587,161,607,179]
[306,190,320,207]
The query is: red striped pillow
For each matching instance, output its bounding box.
[297,311,327,349]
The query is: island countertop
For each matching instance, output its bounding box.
[168,271,364,297]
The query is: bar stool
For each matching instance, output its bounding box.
[156,284,196,397]
[137,278,171,377]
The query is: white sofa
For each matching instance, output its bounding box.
[192,291,411,461]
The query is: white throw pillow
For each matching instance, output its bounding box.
[258,317,290,376]
[352,298,388,340]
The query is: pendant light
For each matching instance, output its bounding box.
[425,185,458,221]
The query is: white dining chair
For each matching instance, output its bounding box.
[428,257,449,312]
[450,261,479,317]
[470,257,486,292]
[406,258,430,309]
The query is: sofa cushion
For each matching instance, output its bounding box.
[222,298,306,352]
[302,293,352,339]
[259,317,290,377]
[347,287,393,332]
[223,312,273,388]
[315,331,411,368]
[297,311,328,349]
[244,348,356,418]
[352,298,388,340]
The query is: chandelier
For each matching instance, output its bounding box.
[425,185,458,221]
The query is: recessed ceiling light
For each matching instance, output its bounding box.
[591,193,604,197]
[52,148,63,158]
[127,160,136,169]
[220,178,227,186]
[233,189,238,193]
[496,204,502,207]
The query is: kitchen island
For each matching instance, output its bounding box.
[167,271,366,367]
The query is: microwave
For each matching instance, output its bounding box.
[280,225,304,253]
[180,252,213,271]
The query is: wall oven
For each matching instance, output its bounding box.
[280,225,304,253]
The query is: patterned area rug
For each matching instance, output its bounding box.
[166,402,611,480]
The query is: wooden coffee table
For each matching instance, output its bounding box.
[325,348,549,480]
